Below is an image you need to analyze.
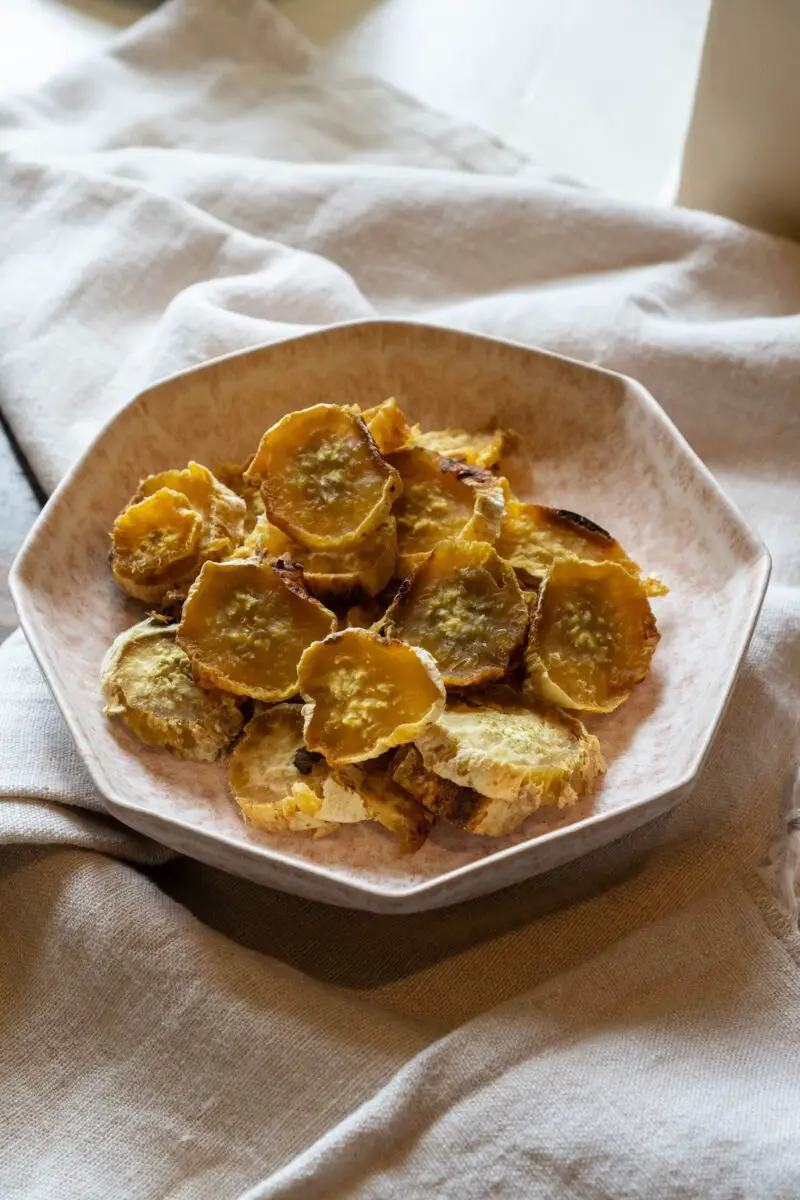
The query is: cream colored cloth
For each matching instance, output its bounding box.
[1,1,799,1196]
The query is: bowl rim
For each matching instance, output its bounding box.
[9,317,772,901]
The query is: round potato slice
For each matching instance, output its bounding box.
[229,705,333,834]
[110,488,204,604]
[177,559,336,701]
[101,619,243,761]
[496,499,638,587]
[242,515,397,600]
[229,706,430,849]
[413,427,505,470]
[379,539,528,687]
[388,447,506,577]
[360,397,413,455]
[298,628,445,764]
[245,404,401,551]
[413,691,605,835]
[137,461,246,562]
[525,559,660,712]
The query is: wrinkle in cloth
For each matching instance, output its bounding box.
[0,1,799,1197]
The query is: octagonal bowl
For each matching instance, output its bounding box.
[10,320,769,912]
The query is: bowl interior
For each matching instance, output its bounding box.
[13,321,767,898]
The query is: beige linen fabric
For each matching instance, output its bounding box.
[0,1,798,1196]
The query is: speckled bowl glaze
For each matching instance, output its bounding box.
[11,321,769,912]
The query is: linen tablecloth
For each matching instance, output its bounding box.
[1,2,799,1196]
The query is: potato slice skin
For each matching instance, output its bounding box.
[101,619,243,761]
[298,627,445,765]
[229,707,430,849]
[360,397,413,455]
[388,447,506,577]
[413,691,605,835]
[413,427,505,470]
[525,559,660,712]
[245,404,401,551]
[379,538,528,687]
[240,515,397,600]
[177,559,336,701]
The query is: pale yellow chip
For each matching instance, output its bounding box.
[413,427,505,470]
[228,705,334,834]
[228,705,430,850]
[298,628,445,764]
[177,559,336,701]
[379,538,528,687]
[413,690,605,835]
[101,619,243,761]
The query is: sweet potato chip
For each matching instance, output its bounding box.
[413,427,505,470]
[525,559,660,712]
[228,705,335,834]
[177,559,336,701]
[245,404,400,550]
[388,447,506,577]
[243,515,397,600]
[101,619,243,761]
[497,500,639,586]
[379,538,528,687]
[137,461,246,562]
[360,397,413,455]
[110,488,203,604]
[413,690,605,834]
[298,628,445,764]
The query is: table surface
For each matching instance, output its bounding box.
[0,0,711,642]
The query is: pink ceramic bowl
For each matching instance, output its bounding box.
[11,321,769,912]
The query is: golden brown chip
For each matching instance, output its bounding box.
[245,404,401,551]
[298,628,445,764]
[177,559,336,701]
[413,427,505,470]
[360,397,413,455]
[379,539,528,687]
[496,499,639,586]
[525,559,660,712]
[110,488,204,604]
[388,447,506,577]
[355,770,432,853]
[242,515,397,600]
[136,461,246,562]
[101,619,243,761]
[412,691,605,835]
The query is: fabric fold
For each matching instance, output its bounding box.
[0,0,798,1196]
